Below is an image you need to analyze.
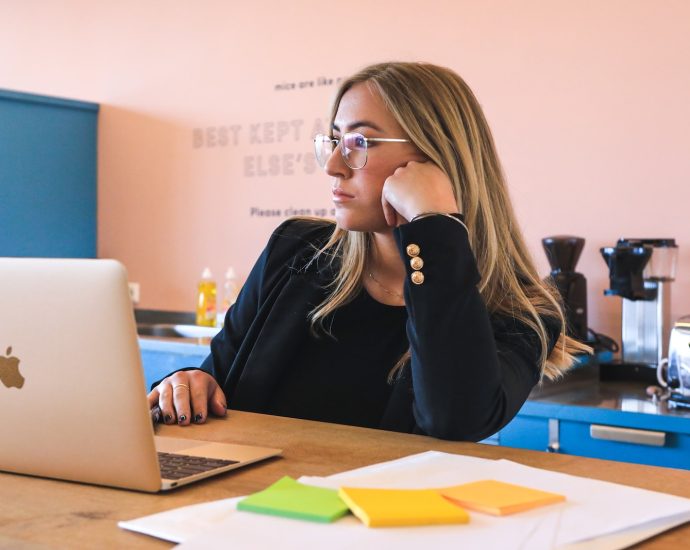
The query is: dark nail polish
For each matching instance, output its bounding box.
[164,414,172,423]
[194,413,203,423]
[178,414,187,423]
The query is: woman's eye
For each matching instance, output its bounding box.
[343,134,367,150]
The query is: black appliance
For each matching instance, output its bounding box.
[542,235,588,342]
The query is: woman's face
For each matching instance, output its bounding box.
[326,82,424,232]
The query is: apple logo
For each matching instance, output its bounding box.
[0,346,25,389]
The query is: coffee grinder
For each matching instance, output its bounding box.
[600,238,678,382]
[542,235,589,342]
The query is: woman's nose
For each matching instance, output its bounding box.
[324,144,350,178]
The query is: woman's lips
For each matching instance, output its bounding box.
[332,188,355,202]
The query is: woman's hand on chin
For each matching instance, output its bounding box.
[381,161,460,227]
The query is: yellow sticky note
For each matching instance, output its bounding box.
[440,480,566,516]
[338,487,470,527]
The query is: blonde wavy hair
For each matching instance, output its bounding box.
[308,61,591,381]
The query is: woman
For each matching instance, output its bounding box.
[148,62,589,440]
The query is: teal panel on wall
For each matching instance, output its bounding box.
[0,89,99,258]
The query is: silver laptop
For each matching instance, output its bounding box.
[0,257,281,492]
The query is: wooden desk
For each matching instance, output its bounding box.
[1,411,689,548]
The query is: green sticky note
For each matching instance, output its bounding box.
[237,476,350,523]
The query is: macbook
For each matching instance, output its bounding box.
[0,258,280,491]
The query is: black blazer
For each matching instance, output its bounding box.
[199,216,560,441]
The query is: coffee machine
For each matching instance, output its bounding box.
[600,238,678,382]
[542,235,589,342]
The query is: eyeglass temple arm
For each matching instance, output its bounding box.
[313,136,409,144]
[364,138,409,143]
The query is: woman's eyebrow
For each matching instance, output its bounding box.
[331,120,384,133]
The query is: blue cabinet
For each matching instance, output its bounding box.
[0,89,98,258]
[138,338,209,390]
[500,373,690,470]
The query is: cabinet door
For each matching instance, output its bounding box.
[499,415,551,452]
[501,413,690,470]
[559,420,690,470]
[0,90,98,257]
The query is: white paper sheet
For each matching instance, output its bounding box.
[118,451,690,549]
[118,497,242,544]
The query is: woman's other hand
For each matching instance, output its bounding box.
[381,161,459,227]
[147,370,227,425]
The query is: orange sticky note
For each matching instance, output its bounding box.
[440,480,566,516]
[338,487,470,527]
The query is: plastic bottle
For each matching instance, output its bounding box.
[217,267,240,326]
[196,267,217,327]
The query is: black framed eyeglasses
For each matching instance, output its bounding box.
[313,132,410,170]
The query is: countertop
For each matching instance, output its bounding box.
[527,364,690,423]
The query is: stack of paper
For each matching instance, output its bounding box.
[118,451,690,549]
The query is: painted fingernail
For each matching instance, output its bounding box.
[194,413,203,423]
[178,414,187,423]
[164,414,172,424]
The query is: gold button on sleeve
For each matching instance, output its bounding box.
[410,271,425,285]
[410,256,424,270]
[406,243,420,257]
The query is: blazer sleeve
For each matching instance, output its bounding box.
[394,214,560,441]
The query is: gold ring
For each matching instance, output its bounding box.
[173,383,190,392]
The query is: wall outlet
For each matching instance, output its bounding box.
[128,282,140,305]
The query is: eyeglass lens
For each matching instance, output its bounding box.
[313,133,368,170]
[313,134,333,169]
[340,133,367,169]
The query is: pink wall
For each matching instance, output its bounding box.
[1,0,689,345]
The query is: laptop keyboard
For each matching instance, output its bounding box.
[158,451,238,480]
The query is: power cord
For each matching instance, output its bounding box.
[586,328,619,353]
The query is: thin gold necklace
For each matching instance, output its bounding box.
[368,271,404,300]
